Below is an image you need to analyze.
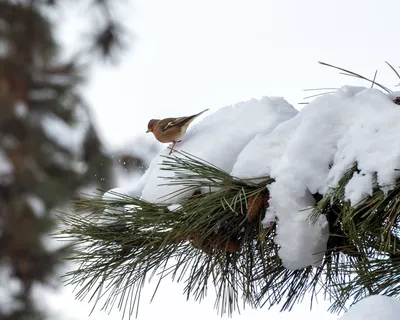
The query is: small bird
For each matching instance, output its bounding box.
[146,109,209,154]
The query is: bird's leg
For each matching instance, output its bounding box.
[169,141,176,155]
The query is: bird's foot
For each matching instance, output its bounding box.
[169,141,177,155]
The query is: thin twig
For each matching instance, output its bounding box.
[318,61,392,93]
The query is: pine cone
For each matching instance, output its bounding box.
[246,191,265,221]
[223,240,240,253]
[190,232,213,255]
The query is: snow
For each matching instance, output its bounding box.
[41,114,80,151]
[105,86,400,270]
[39,107,90,155]
[0,262,23,316]
[1,135,19,149]
[267,180,329,269]
[168,204,183,211]
[231,86,400,269]
[29,88,58,101]
[0,150,13,176]
[0,39,9,58]
[46,74,75,86]
[327,89,400,194]
[344,172,374,206]
[98,187,141,225]
[102,187,135,200]
[52,151,87,174]
[14,102,28,118]
[25,194,46,218]
[339,295,400,320]
[103,182,144,201]
[141,96,297,203]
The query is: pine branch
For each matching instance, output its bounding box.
[310,162,400,311]
[58,152,274,317]
[58,151,400,318]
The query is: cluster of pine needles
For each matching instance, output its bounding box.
[58,152,276,318]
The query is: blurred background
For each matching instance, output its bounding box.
[1,0,399,319]
[0,1,160,319]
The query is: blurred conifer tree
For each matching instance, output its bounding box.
[0,0,138,318]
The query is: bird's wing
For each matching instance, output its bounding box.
[159,109,209,132]
[157,117,185,132]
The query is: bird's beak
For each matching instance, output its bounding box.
[146,129,150,133]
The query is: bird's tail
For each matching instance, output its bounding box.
[191,108,209,120]
[172,108,209,128]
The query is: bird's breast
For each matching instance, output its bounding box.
[154,127,185,143]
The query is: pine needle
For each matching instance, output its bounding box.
[318,61,392,93]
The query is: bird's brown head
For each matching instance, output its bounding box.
[146,119,158,133]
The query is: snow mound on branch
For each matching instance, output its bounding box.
[233,86,400,194]
[339,295,400,320]
[112,86,400,271]
[140,97,297,203]
[232,86,400,269]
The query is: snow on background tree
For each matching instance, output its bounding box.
[0,1,158,319]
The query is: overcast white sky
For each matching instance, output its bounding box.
[85,0,400,151]
[53,0,400,319]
